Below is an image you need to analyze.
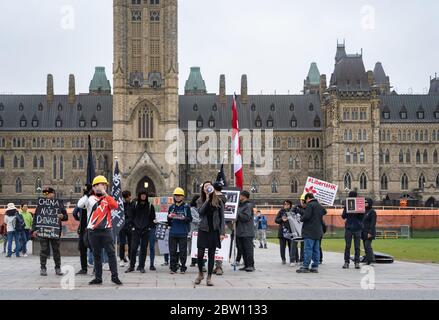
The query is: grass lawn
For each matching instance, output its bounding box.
[268,238,439,264]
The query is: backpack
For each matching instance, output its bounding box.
[15,213,26,231]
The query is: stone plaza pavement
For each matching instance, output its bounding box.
[0,242,438,300]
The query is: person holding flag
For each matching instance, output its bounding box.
[77,175,122,285]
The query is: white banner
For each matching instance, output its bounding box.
[303,177,338,206]
[222,190,241,220]
[190,232,231,262]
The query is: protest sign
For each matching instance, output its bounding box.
[34,197,64,239]
[190,232,231,262]
[346,197,366,214]
[303,177,338,206]
[222,190,240,220]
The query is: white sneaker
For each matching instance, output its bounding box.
[88,263,94,268]
[290,262,296,267]
[22,253,28,257]
[119,260,125,267]
[103,263,110,271]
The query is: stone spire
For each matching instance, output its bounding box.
[68,74,76,104]
[89,67,112,95]
[47,74,54,105]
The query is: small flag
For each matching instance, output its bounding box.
[232,94,243,190]
[111,160,125,238]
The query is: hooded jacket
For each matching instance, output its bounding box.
[342,202,364,232]
[362,198,377,240]
[128,192,156,232]
[301,199,327,240]
[236,199,255,238]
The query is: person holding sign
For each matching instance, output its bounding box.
[236,191,255,272]
[297,193,327,274]
[342,191,364,269]
[31,188,68,276]
[194,182,225,287]
[167,188,193,274]
[77,176,122,285]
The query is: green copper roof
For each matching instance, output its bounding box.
[185,67,207,93]
[89,67,111,93]
[307,62,321,85]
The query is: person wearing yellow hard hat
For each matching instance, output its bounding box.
[77,175,123,285]
[167,187,193,274]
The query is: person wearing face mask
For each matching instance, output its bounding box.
[194,181,226,286]
[362,198,377,265]
[125,190,156,273]
[77,176,122,286]
[167,188,193,274]
[275,200,294,265]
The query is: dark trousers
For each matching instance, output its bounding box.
[363,239,375,263]
[279,237,293,262]
[130,230,150,269]
[88,229,118,280]
[236,237,254,268]
[78,231,88,271]
[291,240,301,262]
[198,247,215,275]
[40,238,61,269]
[118,228,132,261]
[344,229,361,263]
[169,236,188,272]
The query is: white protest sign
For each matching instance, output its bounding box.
[156,212,168,223]
[303,177,338,206]
[190,232,231,262]
[222,190,240,220]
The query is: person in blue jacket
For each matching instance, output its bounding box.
[167,187,193,274]
[255,210,268,249]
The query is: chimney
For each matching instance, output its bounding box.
[241,74,248,105]
[319,74,327,94]
[219,74,226,106]
[68,74,76,104]
[47,74,54,105]
[367,70,374,87]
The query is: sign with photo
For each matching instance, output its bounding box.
[222,189,241,220]
[34,198,64,239]
[303,177,338,206]
[346,197,366,214]
[190,232,231,262]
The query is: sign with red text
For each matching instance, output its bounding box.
[303,177,338,206]
[190,232,231,262]
[346,197,366,214]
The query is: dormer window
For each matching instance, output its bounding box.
[290,103,295,111]
[91,119,98,128]
[77,103,82,111]
[19,103,24,111]
[417,111,424,119]
[79,119,86,128]
[38,103,43,111]
[97,103,102,111]
[251,104,256,111]
[255,116,262,128]
[208,118,215,128]
[267,116,274,128]
[270,104,275,112]
[55,117,62,128]
[309,103,314,111]
[0,117,3,127]
[383,111,390,119]
[314,116,321,127]
[32,119,39,128]
[400,111,407,119]
[196,116,203,128]
[435,111,439,119]
[20,116,27,128]
[193,103,198,111]
[291,120,297,128]
[58,103,63,111]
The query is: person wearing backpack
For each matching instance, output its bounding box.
[4,203,21,258]
[167,187,193,274]
[19,203,33,257]
[125,190,157,273]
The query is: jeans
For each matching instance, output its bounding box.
[257,229,267,246]
[7,231,21,257]
[118,227,132,261]
[363,239,375,263]
[130,230,150,269]
[169,236,188,272]
[20,230,30,254]
[344,230,362,263]
[39,238,61,269]
[302,238,320,269]
[236,237,254,268]
[88,229,118,280]
[290,240,301,263]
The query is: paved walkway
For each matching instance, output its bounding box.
[0,242,438,300]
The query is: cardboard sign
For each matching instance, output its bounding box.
[346,197,366,214]
[303,177,338,206]
[222,190,241,220]
[190,232,231,262]
[34,198,64,239]
[287,212,303,240]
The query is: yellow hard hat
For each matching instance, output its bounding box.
[173,187,185,196]
[92,175,109,186]
[300,193,306,201]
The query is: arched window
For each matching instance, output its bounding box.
[75,179,82,194]
[307,138,311,148]
[434,150,438,164]
[386,130,391,141]
[288,137,293,149]
[379,149,383,164]
[349,130,353,141]
[312,138,316,148]
[418,174,426,190]
[415,130,419,141]
[274,156,281,170]
[407,131,411,141]
[138,106,154,139]
[381,174,388,190]
[35,178,42,193]
[314,156,320,169]
[360,173,367,190]
[406,150,411,163]
[0,155,4,169]
[59,156,64,180]
[40,155,44,168]
[251,178,259,194]
[289,156,294,170]
[401,174,409,190]
[398,130,402,141]
[19,155,24,168]
[33,156,38,169]
[72,156,77,169]
[78,155,84,170]
[363,129,367,141]
[423,150,428,163]
[436,174,439,189]
[53,156,57,179]
[316,138,320,148]
[344,130,348,141]
[291,179,298,194]
[271,178,279,193]
[294,156,300,170]
[346,149,351,164]
[399,150,404,163]
[353,148,358,163]
[15,177,22,194]
[416,150,421,164]
[13,156,18,168]
[385,150,390,164]
[344,173,352,190]
[360,147,365,164]
[98,155,106,171]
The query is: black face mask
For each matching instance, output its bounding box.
[95,191,104,197]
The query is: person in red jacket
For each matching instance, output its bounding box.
[77,175,122,285]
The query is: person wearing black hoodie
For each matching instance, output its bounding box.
[362,198,377,265]
[119,190,133,267]
[275,200,295,265]
[125,190,156,273]
[342,191,364,269]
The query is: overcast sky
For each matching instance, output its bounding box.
[0,0,437,95]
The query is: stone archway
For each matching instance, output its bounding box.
[136,176,157,197]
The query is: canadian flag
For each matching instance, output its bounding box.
[232,94,243,190]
